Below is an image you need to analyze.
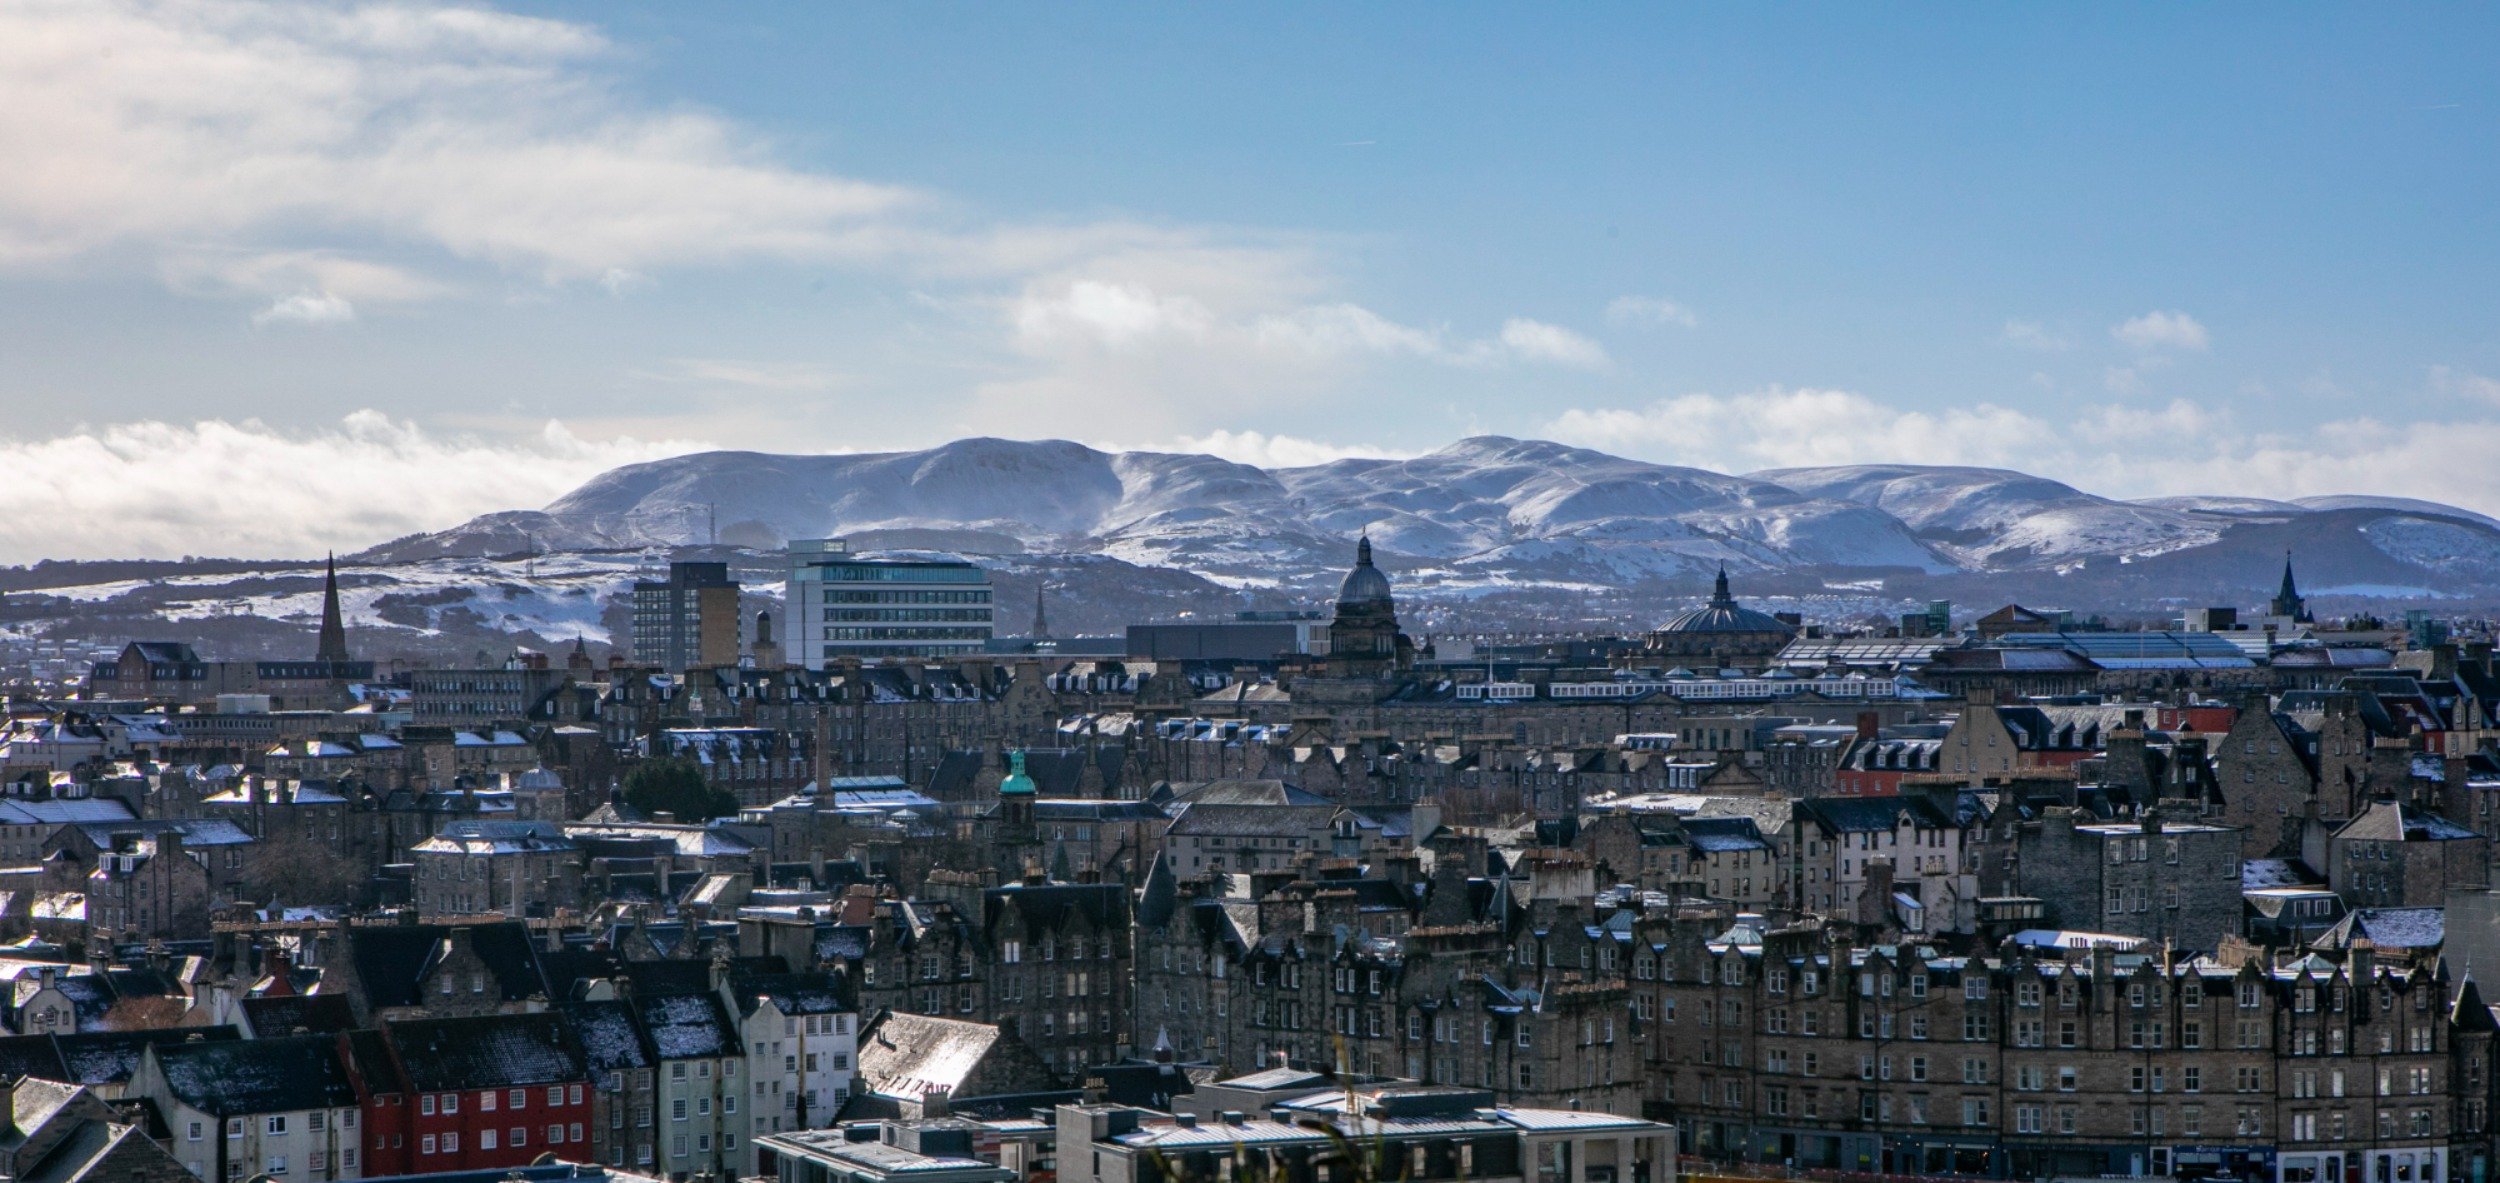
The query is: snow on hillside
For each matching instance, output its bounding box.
[353,436,2500,604]
[2296,495,2500,532]
[1752,464,2223,568]
[31,553,644,643]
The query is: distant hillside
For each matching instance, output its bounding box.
[12,436,2495,664]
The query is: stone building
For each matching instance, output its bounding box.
[1641,569,1797,669]
[2322,798,2490,909]
[1643,920,2494,1183]
[2013,810,2246,951]
[2210,703,2323,858]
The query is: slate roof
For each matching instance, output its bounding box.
[554,1000,651,1077]
[1166,802,1335,839]
[0,1033,68,1082]
[855,1012,1015,1101]
[346,922,549,1010]
[2243,858,2323,890]
[386,1012,587,1090]
[983,882,1129,936]
[148,1033,357,1116]
[238,994,357,1037]
[1798,794,1957,834]
[633,992,737,1061]
[55,1027,242,1089]
[560,823,754,858]
[2335,800,2485,843]
[1155,780,1328,809]
[1679,816,1769,854]
[729,969,850,1017]
[2316,906,2447,951]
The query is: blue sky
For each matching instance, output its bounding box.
[1,2,2496,558]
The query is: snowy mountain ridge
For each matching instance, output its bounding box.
[383,436,2500,598]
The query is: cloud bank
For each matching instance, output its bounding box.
[0,412,696,562]
[1541,382,2500,515]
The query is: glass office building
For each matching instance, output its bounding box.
[786,538,994,662]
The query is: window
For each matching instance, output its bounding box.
[422,1136,438,1156]
[266,1157,287,1176]
[267,1116,288,1135]
[481,1131,498,1151]
[442,1094,458,1114]
[188,1122,203,1142]
[443,1133,459,1153]
[482,1090,498,1112]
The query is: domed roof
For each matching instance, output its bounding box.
[1337,536,1394,607]
[999,750,1036,796]
[1658,568,1796,635]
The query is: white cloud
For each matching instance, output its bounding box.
[2000,319,2071,351]
[636,358,843,393]
[253,290,357,326]
[0,411,698,562]
[1489,319,1608,369]
[1147,430,1411,469]
[2112,310,2210,352]
[1606,296,1697,328]
[0,1,917,284]
[1545,387,2056,472]
[2431,366,2500,406]
[1542,384,2500,520]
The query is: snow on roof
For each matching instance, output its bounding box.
[0,800,134,826]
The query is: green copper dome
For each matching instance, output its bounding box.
[1000,750,1036,796]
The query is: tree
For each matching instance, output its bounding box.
[623,757,739,823]
[245,829,368,907]
[102,994,189,1031]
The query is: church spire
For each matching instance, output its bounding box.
[1032,580,1051,640]
[315,552,352,663]
[1711,564,1734,608]
[2273,550,2310,622]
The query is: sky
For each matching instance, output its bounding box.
[3,1,2498,560]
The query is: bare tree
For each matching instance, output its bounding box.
[101,994,188,1031]
[243,830,367,907]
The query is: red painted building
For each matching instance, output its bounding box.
[357,1013,595,1175]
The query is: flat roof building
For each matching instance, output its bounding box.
[787,539,993,663]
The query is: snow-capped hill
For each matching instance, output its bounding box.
[2293,495,2500,532]
[1275,436,1799,548]
[2130,495,2310,516]
[369,438,2500,600]
[1751,463,2219,569]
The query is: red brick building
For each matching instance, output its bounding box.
[357,1013,594,1175]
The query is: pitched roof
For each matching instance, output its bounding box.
[238,994,357,1037]
[55,1027,242,1089]
[554,1000,651,1076]
[633,992,737,1061]
[1166,802,1335,839]
[2335,799,2485,843]
[345,922,549,1010]
[386,1013,587,1090]
[148,1034,357,1116]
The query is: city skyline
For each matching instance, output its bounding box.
[4,3,2498,558]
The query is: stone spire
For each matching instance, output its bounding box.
[315,553,351,663]
[1711,564,1734,609]
[1032,581,1051,640]
[2272,551,2310,622]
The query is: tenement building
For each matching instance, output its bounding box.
[1641,920,2493,1183]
